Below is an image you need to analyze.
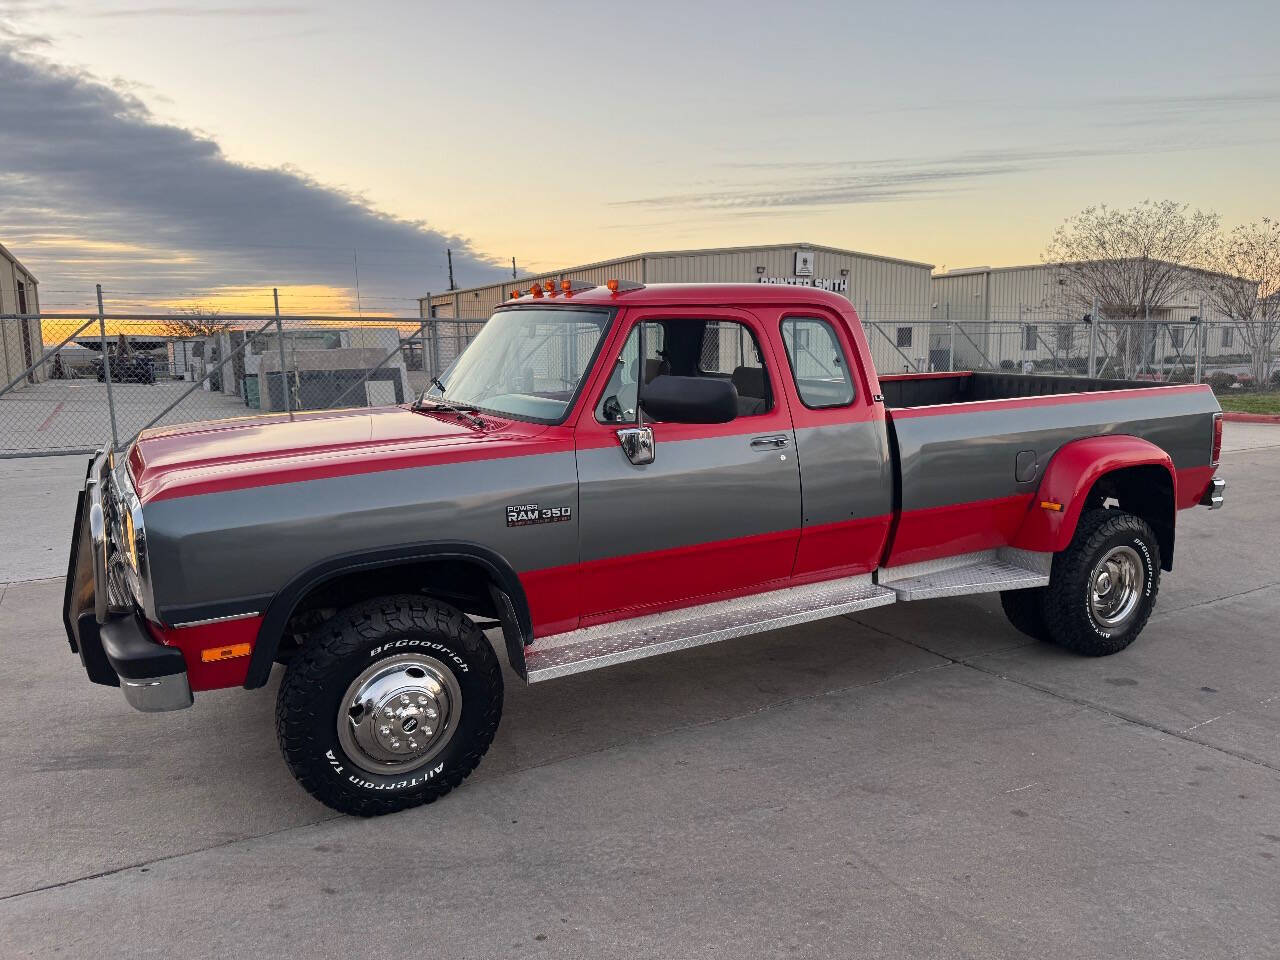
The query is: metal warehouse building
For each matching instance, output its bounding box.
[0,240,42,388]
[930,262,1239,371]
[420,243,936,374]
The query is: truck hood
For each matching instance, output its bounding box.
[128,405,553,504]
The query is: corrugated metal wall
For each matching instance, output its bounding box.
[932,264,1241,366]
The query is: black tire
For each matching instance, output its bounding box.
[1043,509,1161,656]
[1000,587,1049,641]
[275,594,502,816]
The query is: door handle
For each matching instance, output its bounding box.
[750,435,790,449]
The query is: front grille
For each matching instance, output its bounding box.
[101,467,137,610]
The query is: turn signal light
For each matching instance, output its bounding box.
[201,642,252,663]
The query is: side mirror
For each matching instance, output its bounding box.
[640,375,738,424]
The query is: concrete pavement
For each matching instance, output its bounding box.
[0,425,1277,959]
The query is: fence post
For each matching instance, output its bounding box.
[96,284,119,451]
[273,288,292,414]
[946,302,955,371]
[1194,298,1204,384]
[419,290,432,386]
[1088,298,1098,378]
[430,309,441,380]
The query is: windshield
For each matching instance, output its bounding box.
[422,307,613,423]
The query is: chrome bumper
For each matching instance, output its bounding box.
[1201,476,1226,510]
[63,451,193,713]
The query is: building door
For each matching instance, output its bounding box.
[573,307,802,623]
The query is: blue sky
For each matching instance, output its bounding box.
[2,0,1278,312]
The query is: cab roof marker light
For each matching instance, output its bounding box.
[606,278,646,294]
[530,284,543,298]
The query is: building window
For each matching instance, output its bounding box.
[1023,325,1038,351]
[1169,327,1184,349]
[780,317,855,408]
[16,281,28,314]
[1056,324,1073,352]
[896,326,913,349]
[1221,327,1233,348]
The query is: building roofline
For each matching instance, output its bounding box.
[933,259,1247,284]
[0,239,38,283]
[423,242,934,303]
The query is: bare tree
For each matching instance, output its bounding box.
[156,304,231,339]
[1202,219,1280,386]
[1045,201,1220,376]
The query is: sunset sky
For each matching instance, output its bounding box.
[2,0,1278,315]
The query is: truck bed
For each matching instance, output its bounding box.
[879,371,1163,409]
[876,372,1220,570]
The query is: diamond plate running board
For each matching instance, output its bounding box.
[878,548,1051,602]
[524,575,897,683]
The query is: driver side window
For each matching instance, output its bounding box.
[595,319,771,423]
[595,323,666,423]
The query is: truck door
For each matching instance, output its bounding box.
[767,308,894,580]
[573,307,802,622]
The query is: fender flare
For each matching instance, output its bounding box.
[244,540,533,689]
[1012,435,1176,555]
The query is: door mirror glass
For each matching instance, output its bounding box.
[640,375,738,424]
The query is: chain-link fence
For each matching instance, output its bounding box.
[1,303,1275,457]
[0,305,478,456]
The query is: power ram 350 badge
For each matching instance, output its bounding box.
[506,503,572,527]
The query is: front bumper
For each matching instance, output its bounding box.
[62,452,193,712]
[1200,476,1226,510]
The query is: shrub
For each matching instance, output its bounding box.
[1207,371,1237,393]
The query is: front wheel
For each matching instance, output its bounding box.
[1043,510,1161,656]
[276,595,503,816]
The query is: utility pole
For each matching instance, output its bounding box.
[447,248,456,291]
[511,257,517,280]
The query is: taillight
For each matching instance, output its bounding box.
[1211,412,1223,467]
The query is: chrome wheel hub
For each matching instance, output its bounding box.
[1089,545,1144,629]
[337,654,462,775]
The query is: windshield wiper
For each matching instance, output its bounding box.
[412,379,487,431]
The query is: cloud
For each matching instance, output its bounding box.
[86,5,309,18]
[616,131,1278,215]
[0,42,505,310]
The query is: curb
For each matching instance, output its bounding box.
[1222,412,1280,424]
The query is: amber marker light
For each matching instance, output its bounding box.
[606,278,619,293]
[1039,500,1064,512]
[530,284,543,298]
[201,642,252,663]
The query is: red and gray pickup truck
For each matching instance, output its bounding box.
[63,281,1226,815]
